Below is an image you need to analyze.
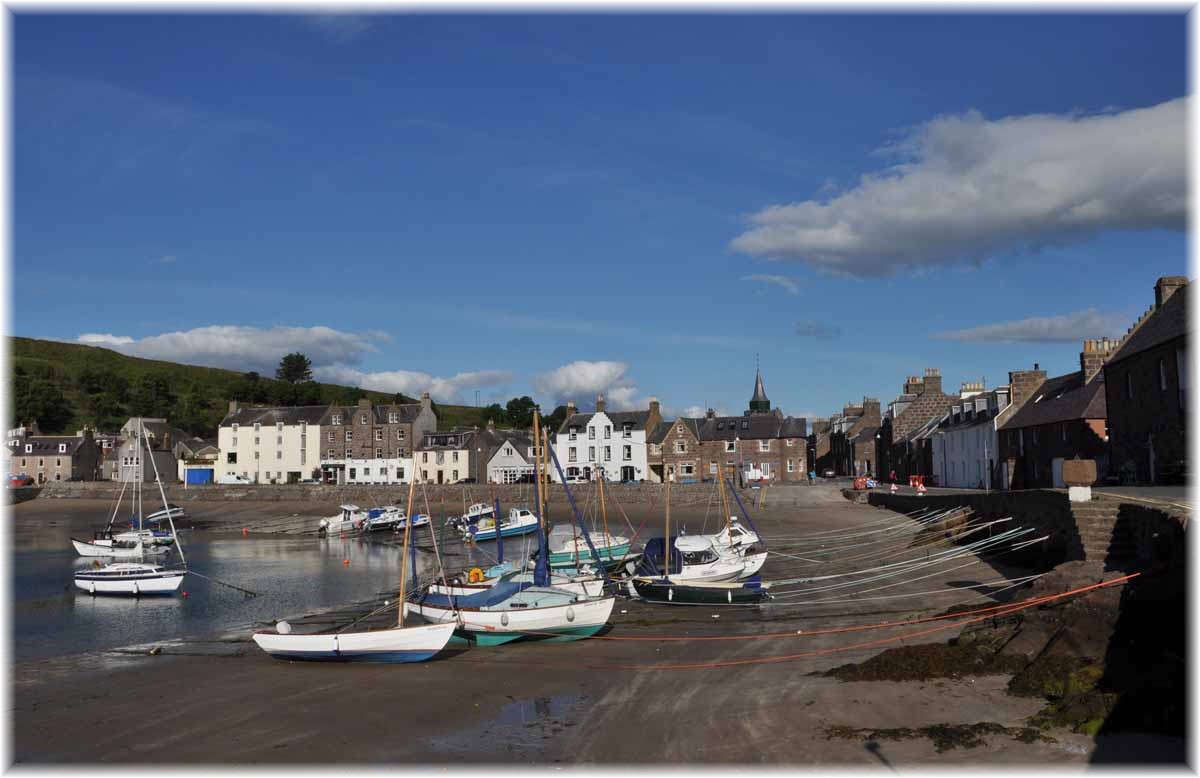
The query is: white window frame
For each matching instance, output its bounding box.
[674,440,687,454]
[588,446,596,462]
[332,414,342,425]
[759,440,770,452]
[724,441,736,453]
[604,425,611,439]
[589,426,596,440]
[375,429,383,441]
[623,445,632,461]
[569,448,577,463]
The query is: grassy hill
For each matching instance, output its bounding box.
[10,337,487,436]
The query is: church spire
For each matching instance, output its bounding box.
[749,365,771,414]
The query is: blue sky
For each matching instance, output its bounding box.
[12,12,1189,420]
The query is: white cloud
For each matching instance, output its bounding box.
[932,308,1129,343]
[731,98,1187,277]
[313,366,512,404]
[75,325,380,372]
[741,274,800,294]
[534,360,643,410]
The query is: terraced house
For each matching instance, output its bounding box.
[219,403,326,484]
[318,394,437,484]
[4,424,102,483]
[552,395,663,483]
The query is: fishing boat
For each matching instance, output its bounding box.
[630,576,771,605]
[73,419,187,596]
[253,464,457,663]
[697,516,760,551]
[544,523,632,570]
[463,507,540,542]
[462,502,495,523]
[317,505,368,536]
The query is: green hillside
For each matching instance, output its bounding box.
[10,337,487,436]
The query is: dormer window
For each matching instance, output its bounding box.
[623,424,632,438]
[569,427,578,441]
[388,412,399,424]
[361,414,368,425]
[232,423,239,432]
[332,414,342,425]
[58,444,67,453]
[254,423,261,431]
[276,422,284,431]
[741,421,749,430]
[24,444,31,453]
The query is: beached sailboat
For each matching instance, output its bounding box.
[73,419,186,596]
[409,409,615,646]
[630,576,771,605]
[253,470,456,662]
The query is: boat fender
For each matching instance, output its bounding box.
[727,590,733,603]
[500,612,509,627]
[133,580,139,596]
[668,587,673,602]
[468,567,485,583]
[566,606,575,623]
[89,581,96,595]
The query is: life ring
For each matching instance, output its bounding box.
[468,567,485,583]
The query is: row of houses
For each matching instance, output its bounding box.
[6,366,811,487]
[809,275,1189,488]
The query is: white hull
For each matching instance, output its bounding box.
[72,538,146,558]
[253,622,456,662]
[430,573,604,599]
[408,594,615,636]
[74,569,185,595]
[737,550,768,579]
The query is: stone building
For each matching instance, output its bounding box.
[655,417,702,483]
[877,369,955,481]
[807,418,831,475]
[415,425,518,485]
[114,418,188,483]
[220,405,326,484]
[829,397,882,476]
[850,425,880,477]
[1103,276,1189,484]
[998,345,1110,489]
[4,426,102,483]
[318,394,437,484]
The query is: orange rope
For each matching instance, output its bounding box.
[446,572,1139,672]
[460,570,1139,643]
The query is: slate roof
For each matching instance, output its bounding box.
[850,425,880,444]
[558,410,653,435]
[1000,371,1107,430]
[15,436,88,455]
[697,415,807,441]
[221,405,330,428]
[751,369,769,403]
[419,430,478,451]
[1107,284,1188,366]
[646,421,673,445]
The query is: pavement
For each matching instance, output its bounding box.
[11,483,1181,765]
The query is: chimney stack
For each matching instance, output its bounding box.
[1155,276,1188,309]
[229,400,240,414]
[566,401,577,416]
[595,394,606,413]
[647,396,661,424]
[420,391,432,410]
[1008,364,1048,409]
[706,408,716,419]
[1080,337,1117,383]
[923,367,943,395]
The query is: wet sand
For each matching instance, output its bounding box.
[11,484,1169,764]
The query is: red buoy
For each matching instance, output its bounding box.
[181,591,188,598]
[242,527,248,537]
[343,559,350,566]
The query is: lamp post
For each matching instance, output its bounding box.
[477,447,482,484]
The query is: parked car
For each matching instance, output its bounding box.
[456,477,477,484]
[565,475,587,484]
[8,475,33,488]
[821,469,836,478]
[217,473,252,485]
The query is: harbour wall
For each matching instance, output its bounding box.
[35,479,742,507]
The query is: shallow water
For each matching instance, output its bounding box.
[11,520,528,663]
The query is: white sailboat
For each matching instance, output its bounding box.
[253,467,456,662]
[74,419,186,596]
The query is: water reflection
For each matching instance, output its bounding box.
[13,533,445,663]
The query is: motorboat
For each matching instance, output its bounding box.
[362,506,405,533]
[318,505,368,536]
[145,504,186,523]
[463,508,540,542]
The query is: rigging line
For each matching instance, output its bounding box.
[766,533,1035,599]
[768,525,1032,586]
[773,508,970,547]
[770,528,1037,595]
[814,517,1016,567]
[766,505,963,542]
[765,573,1046,607]
[460,572,1137,648]
[767,517,987,560]
[608,573,1139,671]
[769,552,1027,601]
[1009,534,1051,551]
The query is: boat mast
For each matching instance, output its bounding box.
[718,464,731,538]
[663,469,671,580]
[597,468,610,552]
[398,467,419,627]
[143,420,186,568]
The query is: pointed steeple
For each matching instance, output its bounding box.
[749,366,771,414]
